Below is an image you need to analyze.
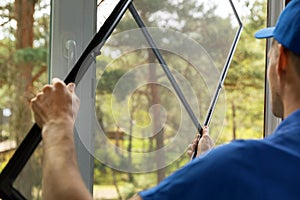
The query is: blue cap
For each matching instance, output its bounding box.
[255,0,300,55]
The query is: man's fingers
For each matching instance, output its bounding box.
[194,126,214,157]
[30,97,45,128]
[42,85,53,94]
[30,96,37,105]
[187,150,193,157]
[193,134,200,145]
[31,92,42,108]
[51,78,67,91]
[187,144,194,157]
[67,83,76,93]
[51,78,76,94]
[51,77,64,85]
[202,126,209,136]
[199,134,214,154]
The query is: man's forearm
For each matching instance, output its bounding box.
[42,121,92,200]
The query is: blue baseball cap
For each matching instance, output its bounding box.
[255,0,300,55]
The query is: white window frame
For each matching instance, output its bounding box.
[264,0,285,137]
[49,0,96,192]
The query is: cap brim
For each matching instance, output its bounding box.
[255,27,275,39]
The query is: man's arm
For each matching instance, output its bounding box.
[31,78,92,200]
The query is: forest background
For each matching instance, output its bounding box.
[0,0,266,199]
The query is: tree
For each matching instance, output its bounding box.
[95,0,267,196]
[224,0,266,142]
[0,0,49,198]
[95,0,242,191]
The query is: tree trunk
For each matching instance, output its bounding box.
[127,117,134,182]
[231,101,237,140]
[13,0,35,141]
[112,169,122,200]
[15,0,35,49]
[13,0,40,199]
[0,108,3,140]
[148,50,165,184]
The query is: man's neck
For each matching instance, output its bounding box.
[283,81,300,118]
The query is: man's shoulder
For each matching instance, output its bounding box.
[194,137,300,176]
[202,139,268,161]
[189,139,275,176]
[140,138,300,200]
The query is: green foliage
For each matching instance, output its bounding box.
[0,0,50,199]
[98,68,137,102]
[98,69,126,94]
[120,183,136,199]
[94,159,114,185]
[94,0,268,192]
[14,47,47,65]
[221,0,266,142]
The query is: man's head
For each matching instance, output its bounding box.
[255,0,300,118]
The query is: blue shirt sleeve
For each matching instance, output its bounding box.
[138,140,264,200]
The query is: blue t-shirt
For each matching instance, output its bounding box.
[139,109,300,200]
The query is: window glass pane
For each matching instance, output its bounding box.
[93,0,259,199]
[0,0,50,199]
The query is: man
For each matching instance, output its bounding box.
[31,0,300,199]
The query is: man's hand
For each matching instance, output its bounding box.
[31,78,80,128]
[31,78,80,150]
[31,79,92,200]
[187,126,214,158]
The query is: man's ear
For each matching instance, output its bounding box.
[277,45,288,76]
